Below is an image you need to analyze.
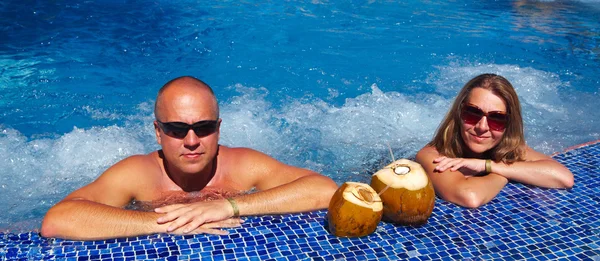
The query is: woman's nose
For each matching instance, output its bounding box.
[474,116,490,133]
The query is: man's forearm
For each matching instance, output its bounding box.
[235,175,338,216]
[41,199,162,240]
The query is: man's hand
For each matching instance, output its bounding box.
[155,200,235,233]
[433,156,486,176]
[166,217,243,235]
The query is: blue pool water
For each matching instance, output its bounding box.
[0,0,599,235]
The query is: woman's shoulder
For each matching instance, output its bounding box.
[417,145,439,156]
[416,145,440,162]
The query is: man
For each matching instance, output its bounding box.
[41,76,338,240]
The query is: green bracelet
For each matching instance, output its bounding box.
[226,198,239,217]
[485,159,492,174]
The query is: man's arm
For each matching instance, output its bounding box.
[42,198,240,240]
[41,155,238,240]
[155,148,338,233]
[40,155,165,239]
[415,146,509,208]
[41,199,164,240]
[236,172,335,215]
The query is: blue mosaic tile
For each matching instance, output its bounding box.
[1,141,600,260]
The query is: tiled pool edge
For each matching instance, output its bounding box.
[2,141,600,260]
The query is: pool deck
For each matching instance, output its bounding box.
[2,140,599,260]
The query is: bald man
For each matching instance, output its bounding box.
[41,76,338,240]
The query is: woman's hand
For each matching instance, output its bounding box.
[433,156,486,176]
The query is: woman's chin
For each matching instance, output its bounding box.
[466,143,491,157]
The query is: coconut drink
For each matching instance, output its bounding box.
[327,182,383,237]
[370,159,435,226]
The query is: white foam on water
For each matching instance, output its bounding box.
[217,81,448,180]
[0,124,155,231]
[1,61,597,232]
[428,61,599,152]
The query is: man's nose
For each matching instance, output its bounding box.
[183,129,200,146]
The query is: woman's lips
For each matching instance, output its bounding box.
[470,133,490,142]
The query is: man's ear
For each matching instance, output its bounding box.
[154,121,162,145]
[216,118,222,139]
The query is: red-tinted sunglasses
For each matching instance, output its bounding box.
[156,120,219,139]
[460,104,508,131]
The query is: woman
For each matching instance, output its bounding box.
[415,73,573,208]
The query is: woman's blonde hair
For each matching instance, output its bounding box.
[428,73,526,163]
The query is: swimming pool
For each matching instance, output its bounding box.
[0,0,599,258]
[2,141,599,260]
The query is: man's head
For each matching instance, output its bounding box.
[154,76,221,176]
[154,76,219,119]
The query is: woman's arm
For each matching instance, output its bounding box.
[415,144,574,209]
[489,145,574,188]
[416,146,508,208]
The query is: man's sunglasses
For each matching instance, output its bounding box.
[156,120,219,139]
[460,104,508,131]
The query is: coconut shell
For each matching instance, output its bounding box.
[370,159,435,226]
[327,182,383,237]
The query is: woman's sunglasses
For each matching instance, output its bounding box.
[460,104,508,131]
[156,120,219,139]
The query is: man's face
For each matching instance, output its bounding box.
[154,86,220,176]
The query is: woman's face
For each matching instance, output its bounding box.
[460,87,508,157]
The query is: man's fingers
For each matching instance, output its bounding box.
[200,218,244,229]
[154,204,183,214]
[219,218,244,227]
[181,216,244,232]
[156,205,196,224]
[157,201,241,233]
[167,213,202,232]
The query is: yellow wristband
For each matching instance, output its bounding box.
[485,159,492,174]
[226,198,239,217]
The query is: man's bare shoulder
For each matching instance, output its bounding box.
[97,151,164,188]
[218,145,261,155]
[215,145,322,192]
[62,152,164,204]
[219,145,274,162]
[105,152,161,174]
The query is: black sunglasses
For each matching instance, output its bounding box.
[156,119,219,139]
